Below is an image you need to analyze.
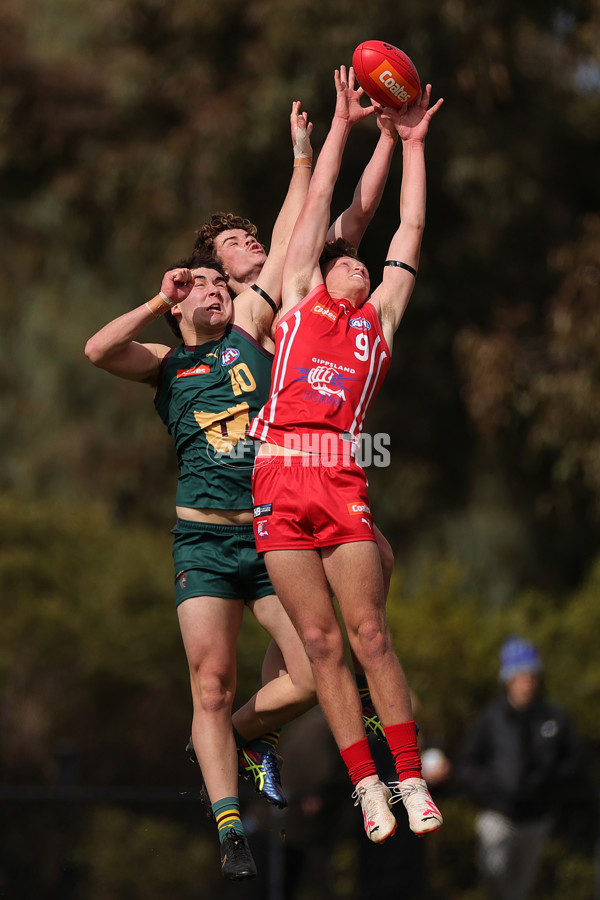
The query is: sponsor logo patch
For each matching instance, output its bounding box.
[311,301,337,322]
[221,348,240,366]
[177,365,210,377]
[176,570,187,589]
[348,502,371,515]
[256,520,269,538]
[253,504,273,518]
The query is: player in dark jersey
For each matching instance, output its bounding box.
[85,102,318,882]
[87,256,318,880]
[250,67,444,846]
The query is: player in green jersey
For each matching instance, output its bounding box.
[87,254,317,880]
[86,102,316,881]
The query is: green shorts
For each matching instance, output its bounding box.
[171,518,275,607]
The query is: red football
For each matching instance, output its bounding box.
[352,40,421,109]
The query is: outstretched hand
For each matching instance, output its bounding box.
[377,84,443,142]
[333,65,376,127]
[290,100,313,158]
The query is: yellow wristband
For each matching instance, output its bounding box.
[293,157,312,168]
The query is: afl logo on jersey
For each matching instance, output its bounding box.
[221,348,240,366]
[349,317,371,330]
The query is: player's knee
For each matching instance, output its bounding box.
[192,672,234,715]
[353,617,390,661]
[302,626,344,667]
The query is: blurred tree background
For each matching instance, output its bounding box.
[1,0,599,896]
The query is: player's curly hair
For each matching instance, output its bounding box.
[194,213,260,254]
[163,254,229,340]
[319,238,362,273]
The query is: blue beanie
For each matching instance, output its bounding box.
[498,635,543,682]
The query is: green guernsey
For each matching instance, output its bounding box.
[154,324,273,510]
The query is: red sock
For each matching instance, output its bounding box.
[384,721,422,780]
[340,737,377,786]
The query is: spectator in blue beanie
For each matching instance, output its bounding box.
[456,635,587,900]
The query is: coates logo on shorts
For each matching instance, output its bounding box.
[349,317,371,330]
[221,348,240,366]
[347,502,371,516]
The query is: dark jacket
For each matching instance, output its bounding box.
[456,692,586,821]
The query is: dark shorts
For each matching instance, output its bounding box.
[171,519,275,606]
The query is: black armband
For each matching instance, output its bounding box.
[251,283,278,314]
[384,260,417,277]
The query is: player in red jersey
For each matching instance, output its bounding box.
[250,66,444,844]
[193,108,408,760]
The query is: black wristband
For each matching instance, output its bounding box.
[251,283,278,314]
[384,260,417,277]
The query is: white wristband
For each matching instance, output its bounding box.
[159,290,174,307]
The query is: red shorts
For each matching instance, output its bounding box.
[251,455,376,551]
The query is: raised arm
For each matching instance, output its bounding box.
[263,101,314,273]
[326,106,399,250]
[369,85,443,353]
[281,66,375,315]
[84,269,190,384]
[233,101,313,339]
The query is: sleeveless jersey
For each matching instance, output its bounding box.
[154,324,273,510]
[248,284,391,454]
